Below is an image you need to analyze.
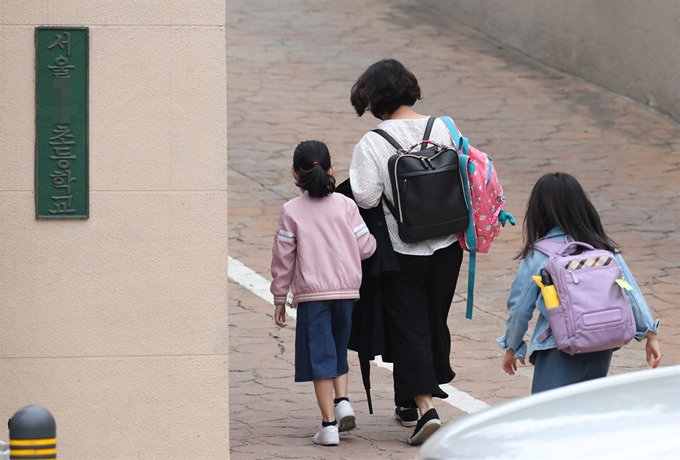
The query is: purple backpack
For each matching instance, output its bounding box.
[534,239,636,355]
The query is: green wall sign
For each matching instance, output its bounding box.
[35,27,88,218]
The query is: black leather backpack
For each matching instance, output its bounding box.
[373,117,469,243]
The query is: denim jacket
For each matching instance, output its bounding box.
[497,227,660,360]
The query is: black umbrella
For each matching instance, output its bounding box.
[360,358,373,414]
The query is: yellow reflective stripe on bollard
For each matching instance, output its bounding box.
[9,438,57,458]
[9,448,57,455]
[9,439,56,447]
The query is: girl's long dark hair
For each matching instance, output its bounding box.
[517,172,618,259]
[292,140,336,197]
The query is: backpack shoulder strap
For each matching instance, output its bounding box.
[420,117,435,151]
[371,129,402,151]
[381,193,398,218]
[533,238,563,343]
[439,116,469,155]
[371,130,402,216]
[533,239,563,256]
[372,117,435,152]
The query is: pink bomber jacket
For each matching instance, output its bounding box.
[270,191,377,308]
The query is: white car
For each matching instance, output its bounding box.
[418,365,680,460]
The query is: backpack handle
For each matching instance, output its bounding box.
[402,140,444,154]
[556,241,594,255]
[534,238,589,257]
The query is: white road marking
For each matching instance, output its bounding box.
[228,256,490,414]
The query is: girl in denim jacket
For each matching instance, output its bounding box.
[498,172,661,393]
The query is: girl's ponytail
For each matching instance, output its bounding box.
[293,141,336,197]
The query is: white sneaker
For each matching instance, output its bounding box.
[334,400,356,432]
[313,424,339,446]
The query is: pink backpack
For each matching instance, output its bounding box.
[440,116,515,318]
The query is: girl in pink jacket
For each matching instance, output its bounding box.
[270,140,377,446]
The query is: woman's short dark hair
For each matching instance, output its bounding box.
[292,140,336,197]
[350,59,421,119]
[517,172,617,259]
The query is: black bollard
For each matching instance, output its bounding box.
[8,405,56,459]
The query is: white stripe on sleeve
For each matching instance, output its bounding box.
[276,229,296,243]
[353,223,369,238]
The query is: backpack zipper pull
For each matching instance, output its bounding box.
[569,270,579,284]
[419,157,433,169]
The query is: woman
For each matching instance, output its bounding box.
[348,59,464,445]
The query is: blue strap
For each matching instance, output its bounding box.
[456,151,476,251]
[440,116,469,156]
[466,251,476,319]
[441,116,477,319]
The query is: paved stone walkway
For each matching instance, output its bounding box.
[227,0,680,458]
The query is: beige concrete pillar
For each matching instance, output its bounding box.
[0,1,228,458]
